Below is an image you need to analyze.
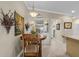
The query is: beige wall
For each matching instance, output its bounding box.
[0,1,28,57]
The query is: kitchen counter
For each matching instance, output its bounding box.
[63,34,79,57]
[63,34,79,40]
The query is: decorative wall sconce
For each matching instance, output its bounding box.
[25,23,30,31]
[0,8,14,33]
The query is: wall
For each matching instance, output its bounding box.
[61,16,79,36]
[72,19,79,36]
[0,1,28,57]
[48,18,67,56]
[62,16,73,36]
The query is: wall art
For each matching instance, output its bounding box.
[56,23,60,30]
[64,22,72,29]
[14,11,24,36]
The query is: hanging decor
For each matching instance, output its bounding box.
[0,8,14,33]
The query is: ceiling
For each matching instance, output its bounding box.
[24,1,79,17]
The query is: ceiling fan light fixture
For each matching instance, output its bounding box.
[29,1,38,17]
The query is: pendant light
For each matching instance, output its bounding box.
[30,1,38,17]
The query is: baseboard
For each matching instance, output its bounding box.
[17,49,23,57]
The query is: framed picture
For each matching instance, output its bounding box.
[56,23,60,30]
[64,22,72,29]
[14,11,24,36]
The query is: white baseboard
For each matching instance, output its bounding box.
[17,49,23,57]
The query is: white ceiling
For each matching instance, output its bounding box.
[24,1,79,17]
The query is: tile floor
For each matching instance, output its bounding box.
[42,38,69,57]
[42,45,69,57]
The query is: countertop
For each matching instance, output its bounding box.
[62,34,79,40]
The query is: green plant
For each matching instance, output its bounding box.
[31,30,36,34]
